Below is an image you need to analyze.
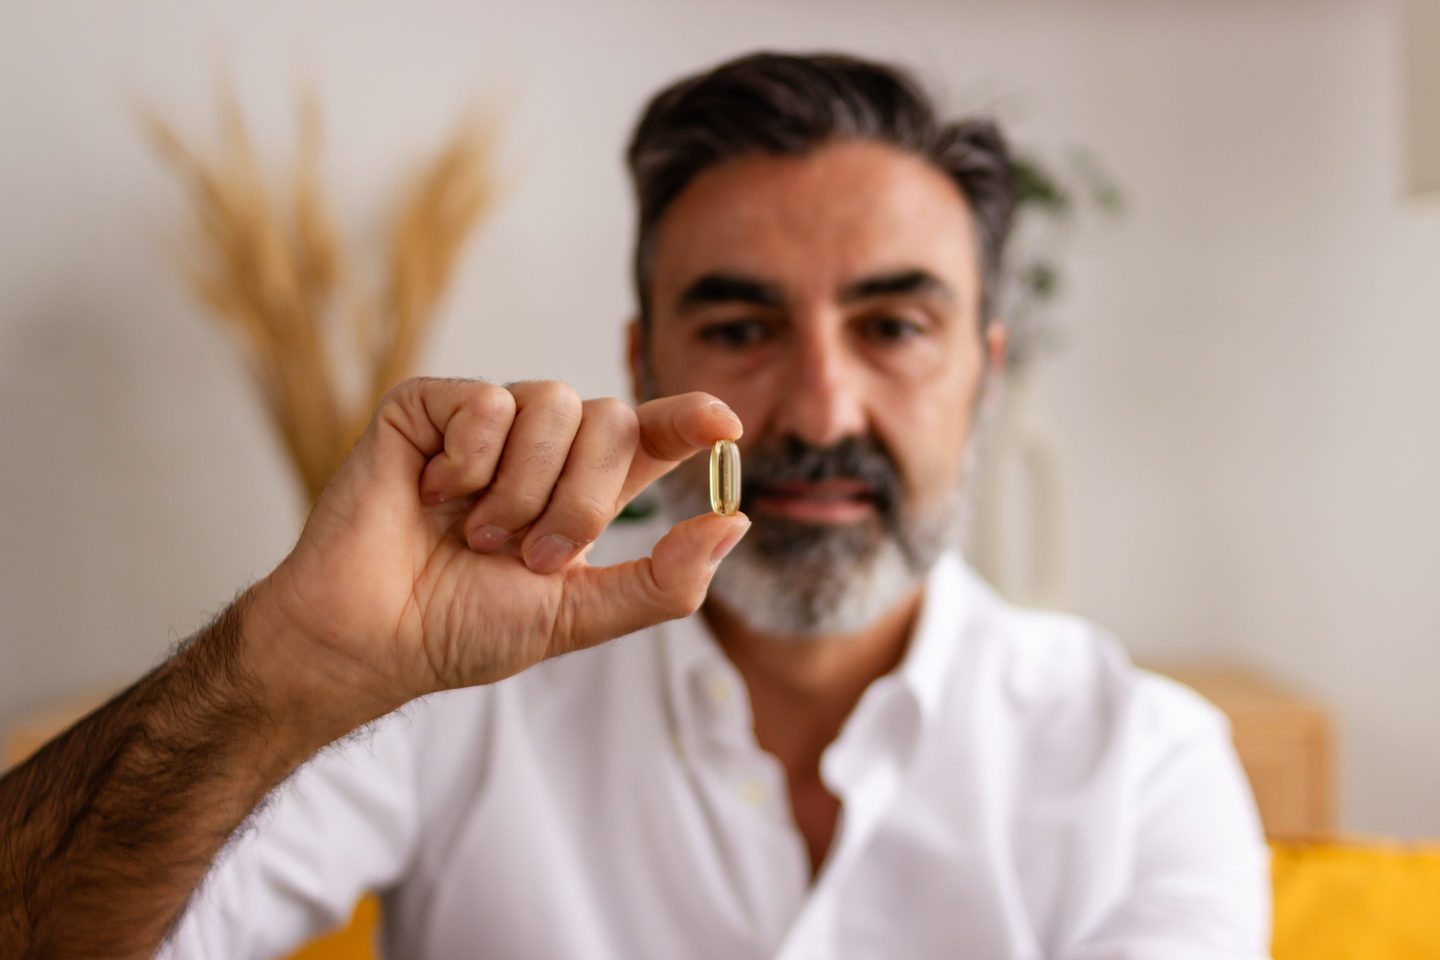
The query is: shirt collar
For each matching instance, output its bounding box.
[654,535,982,752]
[896,548,983,724]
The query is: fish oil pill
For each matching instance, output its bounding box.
[709,439,741,516]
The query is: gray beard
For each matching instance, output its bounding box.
[652,435,980,641]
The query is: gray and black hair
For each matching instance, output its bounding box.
[625,51,1017,335]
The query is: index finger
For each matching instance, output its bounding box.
[617,392,743,509]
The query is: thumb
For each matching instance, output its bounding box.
[552,513,751,656]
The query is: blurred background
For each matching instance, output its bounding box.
[1,0,1437,842]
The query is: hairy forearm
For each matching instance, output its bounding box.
[0,582,327,959]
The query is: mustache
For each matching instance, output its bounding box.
[738,433,904,516]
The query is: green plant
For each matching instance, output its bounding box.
[1001,148,1124,371]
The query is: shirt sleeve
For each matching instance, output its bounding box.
[1063,674,1273,960]
[156,708,421,960]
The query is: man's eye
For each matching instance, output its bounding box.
[862,316,926,343]
[699,320,772,348]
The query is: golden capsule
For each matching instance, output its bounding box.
[709,439,741,516]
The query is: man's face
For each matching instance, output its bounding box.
[630,140,1005,638]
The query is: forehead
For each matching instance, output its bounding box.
[650,140,980,304]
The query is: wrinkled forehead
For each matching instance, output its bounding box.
[648,140,982,314]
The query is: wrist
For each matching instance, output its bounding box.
[233,573,399,757]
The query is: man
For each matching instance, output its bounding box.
[0,52,1269,958]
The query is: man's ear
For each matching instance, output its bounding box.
[977,321,1008,414]
[985,321,1008,375]
[626,318,646,404]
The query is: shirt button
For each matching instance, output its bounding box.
[708,676,732,705]
[740,779,767,809]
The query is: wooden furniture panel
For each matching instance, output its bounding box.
[1148,664,1335,839]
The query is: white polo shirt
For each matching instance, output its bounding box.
[163,515,1270,959]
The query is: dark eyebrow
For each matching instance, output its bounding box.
[839,269,954,304]
[676,272,784,314]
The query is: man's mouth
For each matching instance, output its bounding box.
[750,479,878,522]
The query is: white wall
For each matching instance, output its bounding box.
[2,0,1437,836]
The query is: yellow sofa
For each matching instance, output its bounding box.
[1270,838,1440,958]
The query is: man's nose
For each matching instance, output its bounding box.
[771,317,868,447]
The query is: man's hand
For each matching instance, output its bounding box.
[0,377,747,959]
[253,378,750,735]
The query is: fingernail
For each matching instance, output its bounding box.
[709,519,750,566]
[707,400,741,427]
[525,533,576,574]
[467,524,510,552]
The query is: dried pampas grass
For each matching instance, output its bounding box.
[144,88,496,506]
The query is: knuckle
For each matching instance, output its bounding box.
[379,375,425,409]
[586,395,633,421]
[533,379,582,413]
[452,451,496,488]
[370,376,429,438]
[465,384,516,425]
[525,437,565,473]
[588,400,639,473]
[509,377,554,399]
[668,580,708,619]
[588,397,639,436]
[646,565,706,620]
